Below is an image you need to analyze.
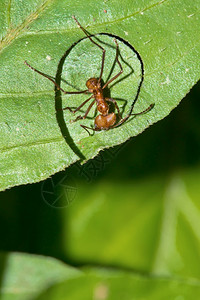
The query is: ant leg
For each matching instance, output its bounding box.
[105,98,121,118]
[80,125,95,136]
[131,103,155,117]
[80,124,101,136]
[73,100,96,122]
[102,39,123,90]
[24,61,88,95]
[62,95,93,113]
[111,103,154,128]
[72,16,105,83]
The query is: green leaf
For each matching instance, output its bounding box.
[63,165,200,280]
[0,252,81,300]
[29,268,200,300]
[0,0,200,190]
[1,254,200,300]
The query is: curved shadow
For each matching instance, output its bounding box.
[91,34,135,88]
[54,41,86,160]
[54,32,144,147]
[100,33,145,116]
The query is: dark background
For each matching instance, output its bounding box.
[0,80,199,263]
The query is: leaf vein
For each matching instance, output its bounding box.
[0,0,54,54]
[0,137,63,153]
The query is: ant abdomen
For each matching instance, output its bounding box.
[95,113,116,130]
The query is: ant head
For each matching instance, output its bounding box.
[86,78,100,91]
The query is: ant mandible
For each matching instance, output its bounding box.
[25,16,154,135]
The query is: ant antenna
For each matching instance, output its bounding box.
[72,16,105,83]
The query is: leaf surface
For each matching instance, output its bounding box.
[1,253,200,300]
[0,252,80,300]
[0,0,200,190]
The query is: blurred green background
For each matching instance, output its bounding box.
[0,79,200,280]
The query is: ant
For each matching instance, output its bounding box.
[25,16,154,135]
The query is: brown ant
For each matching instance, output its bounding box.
[25,16,154,135]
